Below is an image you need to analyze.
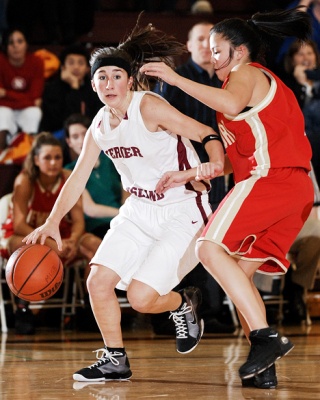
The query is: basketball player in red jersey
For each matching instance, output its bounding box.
[141,7,314,389]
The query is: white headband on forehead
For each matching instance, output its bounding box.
[91,57,132,78]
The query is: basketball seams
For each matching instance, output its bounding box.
[25,258,64,298]
[15,246,52,295]
[19,260,63,301]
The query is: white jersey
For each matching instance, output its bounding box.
[91,91,210,206]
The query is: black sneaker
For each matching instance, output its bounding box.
[73,347,132,382]
[242,364,278,389]
[239,327,294,379]
[169,287,204,354]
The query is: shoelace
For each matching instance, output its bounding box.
[169,303,192,339]
[89,348,122,369]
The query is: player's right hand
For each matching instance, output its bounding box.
[23,220,63,251]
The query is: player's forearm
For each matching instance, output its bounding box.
[84,204,119,218]
[46,175,86,226]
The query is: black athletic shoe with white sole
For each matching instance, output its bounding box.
[73,347,132,382]
[239,327,294,379]
[169,286,204,354]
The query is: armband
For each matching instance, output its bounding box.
[202,134,223,147]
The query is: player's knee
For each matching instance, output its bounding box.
[196,241,223,267]
[87,266,114,298]
[87,273,102,296]
[127,290,155,313]
[196,241,211,265]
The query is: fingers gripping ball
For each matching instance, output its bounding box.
[5,244,64,302]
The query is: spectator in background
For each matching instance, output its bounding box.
[282,39,320,186]
[64,113,125,239]
[191,1,213,14]
[2,132,102,334]
[284,210,320,324]
[39,44,101,131]
[153,21,232,334]
[39,44,102,162]
[0,28,44,151]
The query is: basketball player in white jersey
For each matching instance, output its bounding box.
[23,21,224,382]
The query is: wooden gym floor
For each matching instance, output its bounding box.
[1,312,320,400]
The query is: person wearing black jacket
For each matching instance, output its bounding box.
[39,44,102,164]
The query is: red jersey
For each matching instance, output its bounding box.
[26,176,72,238]
[0,52,44,109]
[217,62,312,184]
[2,174,72,243]
[200,63,314,274]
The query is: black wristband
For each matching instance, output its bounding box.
[202,134,223,147]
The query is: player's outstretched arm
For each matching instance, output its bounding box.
[24,129,101,250]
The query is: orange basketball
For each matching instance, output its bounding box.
[5,244,64,302]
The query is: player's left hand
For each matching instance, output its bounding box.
[156,169,192,194]
[140,62,179,86]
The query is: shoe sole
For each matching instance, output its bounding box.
[242,376,277,389]
[240,343,294,380]
[177,318,204,354]
[73,372,132,382]
[242,381,277,389]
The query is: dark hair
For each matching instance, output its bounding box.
[64,113,91,138]
[284,38,320,74]
[59,44,90,66]
[211,7,312,64]
[1,28,28,52]
[90,14,186,90]
[24,132,63,181]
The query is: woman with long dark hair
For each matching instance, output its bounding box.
[141,7,314,388]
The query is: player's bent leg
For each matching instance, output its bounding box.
[127,281,204,354]
[73,264,132,382]
[127,280,181,313]
[197,242,293,380]
[87,264,123,345]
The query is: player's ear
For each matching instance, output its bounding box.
[127,76,133,89]
[234,45,247,60]
[91,80,97,92]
